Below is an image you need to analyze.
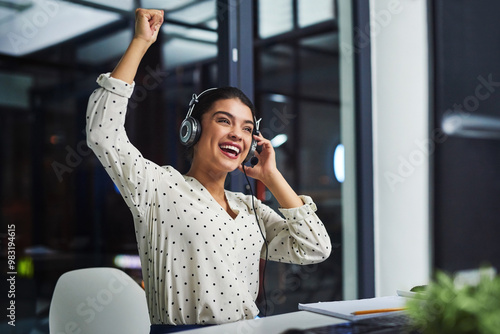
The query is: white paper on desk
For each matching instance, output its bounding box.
[298,296,408,321]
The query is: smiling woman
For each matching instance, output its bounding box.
[179,87,257,163]
[86,8,331,333]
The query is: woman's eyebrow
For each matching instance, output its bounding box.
[213,111,254,126]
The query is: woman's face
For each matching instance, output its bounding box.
[193,98,254,172]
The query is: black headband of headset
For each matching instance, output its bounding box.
[184,87,261,132]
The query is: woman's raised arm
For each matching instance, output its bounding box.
[110,8,164,84]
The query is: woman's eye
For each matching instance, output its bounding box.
[244,127,253,133]
[217,118,230,124]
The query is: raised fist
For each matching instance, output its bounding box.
[134,8,164,44]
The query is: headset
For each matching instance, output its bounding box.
[179,88,261,166]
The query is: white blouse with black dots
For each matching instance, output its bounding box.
[86,73,332,325]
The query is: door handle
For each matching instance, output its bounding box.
[441,113,500,140]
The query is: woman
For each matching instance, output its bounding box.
[86,8,331,334]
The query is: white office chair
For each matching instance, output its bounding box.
[49,267,150,334]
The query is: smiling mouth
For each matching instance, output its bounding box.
[219,144,241,158]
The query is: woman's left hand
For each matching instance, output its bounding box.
[239,133,303,209]
[238,132,279,185]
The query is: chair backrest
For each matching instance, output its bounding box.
[49,267,150,334]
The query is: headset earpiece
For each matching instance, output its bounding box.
[179,89,217,147]
[179,116,201,147]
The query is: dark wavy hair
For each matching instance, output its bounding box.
[184,86,256,161]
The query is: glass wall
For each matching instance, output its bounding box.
[254,0,342,314]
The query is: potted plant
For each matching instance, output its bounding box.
[406,268,500,334]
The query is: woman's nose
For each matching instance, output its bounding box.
[229,129,242,140]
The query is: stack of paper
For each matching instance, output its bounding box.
[298,295,408,321]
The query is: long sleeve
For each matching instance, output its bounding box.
[86,72,163,216]
[232,193,332,265]
[266,196,331,264]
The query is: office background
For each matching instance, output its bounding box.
[2,0,500,333]
[364,0,500,298]
[1,1,341,332]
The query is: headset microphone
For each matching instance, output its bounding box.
[250,134,262,167]
[249,130,263,167]
[250,156,259,167]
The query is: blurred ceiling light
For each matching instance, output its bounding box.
[270,134,288,148]
[333,143,345,183]
[0,1,120,56]
[0,0,33,12]
[166,0,215,25]
[141,0,196,11]
[268,93,288,103]
[114,254,142,269]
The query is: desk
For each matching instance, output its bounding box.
[187,311,348,334]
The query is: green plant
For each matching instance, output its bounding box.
[406,269,500,334]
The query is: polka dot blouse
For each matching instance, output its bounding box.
[86,73,331,325]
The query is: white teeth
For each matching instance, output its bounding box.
[220,144,240,155]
